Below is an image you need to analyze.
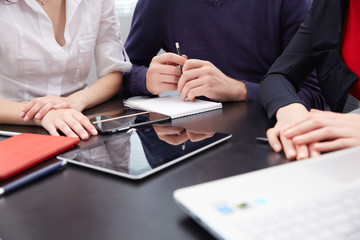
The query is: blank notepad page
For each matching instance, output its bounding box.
[124,95,222,119]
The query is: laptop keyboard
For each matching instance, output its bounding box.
[238,186,360,240]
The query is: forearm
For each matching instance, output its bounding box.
[261,74,307,121]
[123,65,154,96]
[66,71,123,112]
[0,98,40,126]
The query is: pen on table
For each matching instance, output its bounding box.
[0,130,21,137]
[175,42,183,72]
[256,137,269,143]
[0,160,67,197]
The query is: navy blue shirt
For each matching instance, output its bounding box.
[123,0,324,107]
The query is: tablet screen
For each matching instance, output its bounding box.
[90,108,171,134]
[57,125,231,180]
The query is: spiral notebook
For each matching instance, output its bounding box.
[124,95,222,119]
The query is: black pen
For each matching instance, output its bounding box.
[0,160,67,197]
[175,42,183,72]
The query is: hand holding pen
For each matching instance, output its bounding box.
[144,43,187,95]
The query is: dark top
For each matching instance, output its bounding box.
[261,0,358,119]
[123,0,325,107]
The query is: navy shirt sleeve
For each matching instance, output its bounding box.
[122,0,164,96]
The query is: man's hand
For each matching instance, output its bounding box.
[146,53,187,95]
[177,59,247,102]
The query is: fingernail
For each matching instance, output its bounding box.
[19,112,25,117]
[274,143,281,152]
[81,133,88,139]
[311,150,320,157]
[297,153,306,160]
[288,149,296,158]
[91,129,98,135]
[24,116,29,121]
[35,113,41,119]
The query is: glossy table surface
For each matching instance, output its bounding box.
[0,98,289,240]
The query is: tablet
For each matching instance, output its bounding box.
[90,108,171,134]
[57,125,231,180]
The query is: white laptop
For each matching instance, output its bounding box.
[174,146,360,240]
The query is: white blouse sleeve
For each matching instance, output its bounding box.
[95,0,132,78]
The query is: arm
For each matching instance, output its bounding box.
[261,2,320,120]
[122,0,164,96]
[21,0,131,120]
[260,2,325,159]
[73,0,131,110]
[66,72,123,112]
[0,98,96,140]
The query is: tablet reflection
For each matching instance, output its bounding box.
[60,124,221,178]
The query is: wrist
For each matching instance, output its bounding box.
[66,94,87,112]
[232,79,248,101]
[276,103,308,123]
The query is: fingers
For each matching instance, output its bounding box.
[294,144,309,160]
[20,100,38,120]
[33,102,53,120]
[267,127,309,160]
[151,64,183,81]
[279,132,297,160]
[178,60,209,93]
[292,127,335,145]
[180,79,205,101]
[309,143,321,158]
[153,125,185,135]
[283,111,336,139]
[186,131,215,142]
[266,128,282,152]
[313,138,360,153]
[146,54,186,95]
[42,109,98,140]
[20,96,70,121]
[157,130,188,145]
[53,102,70,110]
[154,52,187,66]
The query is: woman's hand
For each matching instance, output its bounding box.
[283,109,360,153]
[20,95,70,121]
[267,103,320,160]
[41,109,98,140]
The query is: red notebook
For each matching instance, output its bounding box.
[0,133,80,181]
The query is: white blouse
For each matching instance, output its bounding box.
[0,0,132,101]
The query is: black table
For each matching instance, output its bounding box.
[0,99,289,240]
